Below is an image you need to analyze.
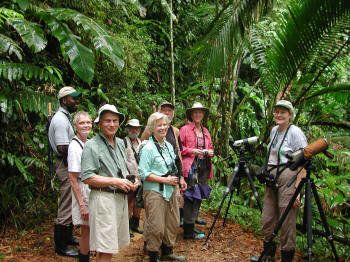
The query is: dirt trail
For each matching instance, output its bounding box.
[0,211,304,261]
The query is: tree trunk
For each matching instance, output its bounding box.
[169,0,175,105]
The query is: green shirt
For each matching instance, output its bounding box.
[81,132,129,190]
[138,137,177,201]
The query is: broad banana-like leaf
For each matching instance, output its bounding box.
[0,7,24,24]
[41,8,125,72]
[0,34,23,61]
[6,17,47,53]
[38,12,95,84]
[0,63,63,85]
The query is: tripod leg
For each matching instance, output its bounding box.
[305,179,313,262]
[311,180,339,262]
[223,189,235,227]
[258,181,304,262]
[244,165,263,212]
[205,168,239,243]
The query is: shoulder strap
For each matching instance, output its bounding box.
[72,137,84,150]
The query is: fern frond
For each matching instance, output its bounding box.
[0,34,23,61]
[304,84,350,101]
[0,7,23,24]
[0,63,63,85]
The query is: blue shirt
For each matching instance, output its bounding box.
[138,137,177,201]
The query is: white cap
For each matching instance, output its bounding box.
[57,86,81,99]
[94,104,125,124]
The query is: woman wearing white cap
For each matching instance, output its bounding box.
[179,102,214,240]
[253,100,307,262]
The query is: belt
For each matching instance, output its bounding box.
[90,186,126,194]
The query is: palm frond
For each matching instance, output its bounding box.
[0,63,63,85]
[259,0,350,94]
[192,0,272,77]
[304,83,350,101]
[6,17,47,53]
[40,8,125,72]
[0,7,23,24]
[0,34,23,61]
[0,86,58,118]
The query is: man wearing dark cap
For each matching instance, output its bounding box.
[49,86,81,257]
[81,104,136,262]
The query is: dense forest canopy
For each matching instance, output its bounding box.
[0,0,349,260]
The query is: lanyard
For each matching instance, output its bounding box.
[99,134,124,178]
[152,136,175,171]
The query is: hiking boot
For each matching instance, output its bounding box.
[130,216,144,234]
[149,251,161,262]
[54,224,79,258]
[183,223,205,240]
[195,218,207,225]
[160,244,186,261]
[281,249,295,262]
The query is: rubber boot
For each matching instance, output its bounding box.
[149,251,161,262]
[129,220,134,238]
[183,223,205,240]
[160,244,186,261]
[281,249,295,262]
[130,216,144,234]
[67,223,79,246]
[79,252,90,262]
[250,241,276,262]
[54,224,79,257]
[179,208,184,227]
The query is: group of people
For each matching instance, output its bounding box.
[48,87,214,262]
[49,86,307,262]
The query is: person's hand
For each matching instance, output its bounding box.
[114,178,134,192]
[293,193,301,208]
[207,150,214,157]
[192,148,205,156]
[79,204,89,221]
[179,177,187,191]
[152,104,157,113]
[165,176,178,186]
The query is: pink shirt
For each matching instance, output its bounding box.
[179,122,214,179]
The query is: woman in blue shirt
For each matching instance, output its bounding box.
[139,112,186,262]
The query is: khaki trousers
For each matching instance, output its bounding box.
[55,159,73,226]
[143,189,179,252]
[262,168,299,251]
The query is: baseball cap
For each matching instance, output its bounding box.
[274,100,294,118]
[159,101,174,109]
[94,104,125,124]
[57,86,81,99]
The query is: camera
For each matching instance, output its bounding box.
[126,174,136,183]
[256,166,279,191]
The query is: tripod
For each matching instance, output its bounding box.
[257,160,339,262]
[206,147,262,242]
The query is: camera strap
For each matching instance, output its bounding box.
[99,134,125,179]
[152,136,176,172]
[267,124,293,184]
[124,137,140,164]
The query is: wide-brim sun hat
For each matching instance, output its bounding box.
[186,102,209,122]
[125,118,142,127]
[274,100,295,119]
[57,86,81,99]
[94,104,125,124]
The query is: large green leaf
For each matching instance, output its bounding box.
[38,12,95,84]
[257,0,350,94]
[0,7,23,24]
[41,8,125,71]
[0,34,23,61]
[0,63,62,85]
[6,17,47,53]
[192,0,272,77]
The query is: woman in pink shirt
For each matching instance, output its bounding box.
[180,102,214,240]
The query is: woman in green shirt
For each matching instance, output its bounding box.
[139,112,186,262]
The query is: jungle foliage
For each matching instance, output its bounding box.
[0,0,349,260]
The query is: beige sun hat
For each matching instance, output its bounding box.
[94,104,125,124]
[57,86,81,99]
[186,102,209,122]
[125,119,142,127]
